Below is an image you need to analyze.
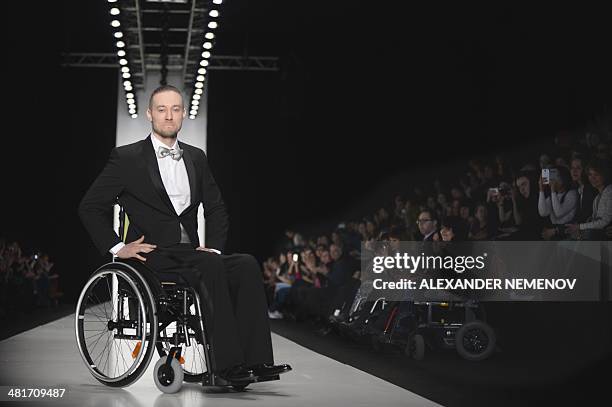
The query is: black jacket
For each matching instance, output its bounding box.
[78,135,229,255]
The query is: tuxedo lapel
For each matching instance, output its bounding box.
[142,136,177,215]
[179,140,197,207]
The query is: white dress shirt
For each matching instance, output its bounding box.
[110,134,220,255]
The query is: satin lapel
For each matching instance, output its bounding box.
[179,141,197,207]
[142,136,177,215]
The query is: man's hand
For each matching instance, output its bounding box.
[116,236,156,262]
[196,246,220,254]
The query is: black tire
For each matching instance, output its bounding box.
[455,320,496,361]
[75,263,158,388]
[410,334,425,361]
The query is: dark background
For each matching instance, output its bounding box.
[1,2,611,405]
[3,1,611,303]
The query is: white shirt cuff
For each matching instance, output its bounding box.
[110,242,126,256]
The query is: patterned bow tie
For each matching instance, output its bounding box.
[157,146,183,161]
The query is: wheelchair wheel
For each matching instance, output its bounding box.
[232,384,249,392]
[455,320,496,361]
[153,356,184,394]
[157,299,208,383]
[75,263,158,387]
[405,333,425,360]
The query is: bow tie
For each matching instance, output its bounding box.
[157,146,183,161]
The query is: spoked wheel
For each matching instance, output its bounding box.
[157,298,208,383]
[75,265,157,387]
[455,320,496,361]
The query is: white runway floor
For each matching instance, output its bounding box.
[0,314,440,407]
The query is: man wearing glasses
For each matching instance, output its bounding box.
[416,210,440,241]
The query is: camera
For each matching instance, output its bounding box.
[292,253,299,262]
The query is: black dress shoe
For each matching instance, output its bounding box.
[249,363,292,377]
[217,364,256,381]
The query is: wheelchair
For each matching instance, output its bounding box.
[338,281,496,361]
[369,299,496,362]
[75,209,279,393]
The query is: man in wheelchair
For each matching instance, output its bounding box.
[78,85,291,389]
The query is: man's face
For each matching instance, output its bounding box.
[147,90,185,139]
[417,211,436,235]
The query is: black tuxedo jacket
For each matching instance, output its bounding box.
[78,135,229,256]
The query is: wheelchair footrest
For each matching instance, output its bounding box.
[202,372,280,387]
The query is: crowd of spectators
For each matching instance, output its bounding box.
[0,238,63,321]
[261,127,612,328]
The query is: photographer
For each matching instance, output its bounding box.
[487,182,514,230]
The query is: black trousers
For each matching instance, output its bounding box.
[143,244,274,372]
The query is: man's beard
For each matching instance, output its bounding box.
[153,123,179,139]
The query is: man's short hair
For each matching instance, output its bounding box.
[148,85,184,109]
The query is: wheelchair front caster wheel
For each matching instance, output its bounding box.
[153,357,184,394]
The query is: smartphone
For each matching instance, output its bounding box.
[292,254,299,262]
[541,168,550,185]
[548,168,559,183]
[489,187,499,196]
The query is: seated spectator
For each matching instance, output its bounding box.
[510,171,545,240]
[570,156,596,223]
[440,216,469,241]
[469,203,495,240]
[486,182,513,231]
[538,165,578,240]
[415,210,441,241]
[565,159,612,240]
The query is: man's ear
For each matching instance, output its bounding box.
[183,108,187,118]
[146,108,153,122]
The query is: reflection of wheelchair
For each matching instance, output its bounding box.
[75,209,279,393]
